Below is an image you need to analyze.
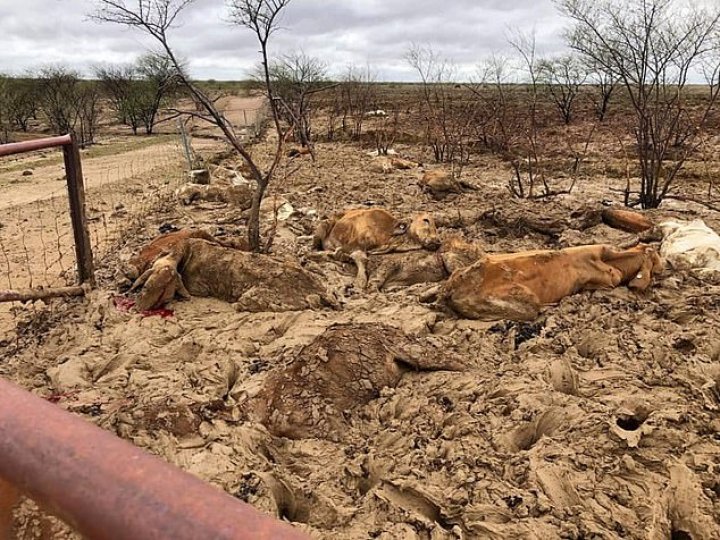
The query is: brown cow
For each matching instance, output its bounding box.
[176,183,253,208]
[352,236,484,291]
[441,244,662,321]
[313,208,440,253]
[601,208,654,233]
[420,170,462,197]
[287,146,312,158]
[130,238,335,312]
[125,229,217,280]
[124,229,250,281]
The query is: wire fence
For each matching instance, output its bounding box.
[0,132,189,345]
[0,103,268,347]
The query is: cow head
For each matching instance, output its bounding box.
[404,212,440,250]
[628,247,663,290]
[658,220,683,239]
[440,236,486,273]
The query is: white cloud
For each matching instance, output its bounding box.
[0,0,569,80]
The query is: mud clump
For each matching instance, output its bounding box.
[245,323,463,440]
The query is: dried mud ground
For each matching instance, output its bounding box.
[3,140,720,539]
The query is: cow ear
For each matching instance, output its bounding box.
[392,222,408,236]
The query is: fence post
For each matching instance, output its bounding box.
[178,118,194,171]
[62,134,95,286]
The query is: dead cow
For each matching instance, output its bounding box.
[245,323,463,440]
[353,236,485,291]
[601,208,654,233]
[313,208,440,253]
[176,183,253,208]
[370,157,419,174]
[659,219,720,273]
[125,229,250,280]
[130,238,334,312]
[287,146,312,158]
[125,229,217,280]
[441,244,662,321]
[420,170,462,197]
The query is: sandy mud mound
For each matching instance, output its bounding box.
[245,323,464,440]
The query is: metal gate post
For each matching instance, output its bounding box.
[62,134,95,286]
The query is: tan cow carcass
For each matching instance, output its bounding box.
[353,236,485,291]
[129,237,335,312]
[124,229,217,280]
[313,208,440,253]
[659,219,720,273]
[420,170,462,198]
[124,229,250,281]
[176,182,253,208]
[441,244,662,321]
[287,146,312,158]
[601,208,654,233]
[369,156,418,174]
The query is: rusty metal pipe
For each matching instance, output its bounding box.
[0,378,309,540]
[0,134,72,157]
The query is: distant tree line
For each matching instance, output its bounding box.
[0,53,180,145]
[95,53,181,135]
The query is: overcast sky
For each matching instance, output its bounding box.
[0,0,569,81]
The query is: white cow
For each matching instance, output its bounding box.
[659,219,720,273]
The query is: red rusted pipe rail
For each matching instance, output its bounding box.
[0,134,72,157]
[0,378,309,540]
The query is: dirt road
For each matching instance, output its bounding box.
[0,138,220,211]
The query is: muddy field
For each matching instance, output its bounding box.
[2,125,720,540]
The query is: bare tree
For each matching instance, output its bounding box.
[4,77,38,132]
[538,54,587,124]
[465,55,516,155]
[264,52,330,152]
[37,67,82,136]
[0,76,10,143]
[76,82,101,146]
[339,64,377,139]
[96,55,180,135]
[506,30,554,198]
[585,57,617,121]
[406,44,474,169]
[136,53,181,134]
[558,0,720,208]
[96,64,142,133]
[374,106,401,156]
[36,67,100,147]
[92,0,292,251]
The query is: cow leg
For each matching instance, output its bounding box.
[485,285,542,321]
[0,478,19,540]
[350,251,369,290]
[368,259,400,291]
